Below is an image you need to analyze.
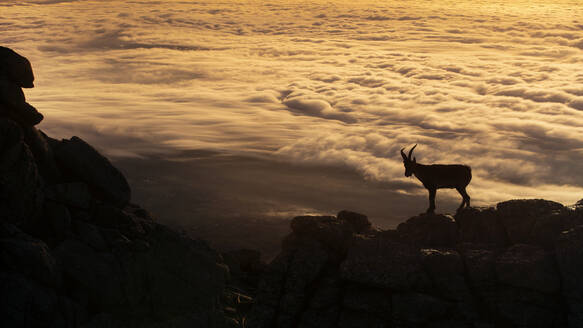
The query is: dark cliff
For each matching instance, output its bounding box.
[247,203,583,328]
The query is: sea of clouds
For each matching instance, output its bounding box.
[2,0,583,228]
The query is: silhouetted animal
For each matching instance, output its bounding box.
[401,145,471,213]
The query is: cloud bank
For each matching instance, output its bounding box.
[2,0,583,224]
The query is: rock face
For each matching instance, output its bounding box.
[53,136,131,207]
[0,47,231,327]
[249,204,583,328]
[0,122,230,327]
[0,46,43,126]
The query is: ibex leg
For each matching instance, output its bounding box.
[456,187,470,211]
[427,188,436,213]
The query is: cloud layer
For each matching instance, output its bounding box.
[2,0,583,222]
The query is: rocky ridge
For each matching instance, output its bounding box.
[248,203,583,328]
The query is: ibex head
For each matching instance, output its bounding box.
[400,144,417,177]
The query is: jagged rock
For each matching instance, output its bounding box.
[289,215,353,253]
[0,118,44,229]
[0,47,43,126]
[24,127,61,182]
[340,233,431,291]
[337,210,371,234]
[247,252,295,328]
[0,82,43,125]
[397,213,458,247]
[495,244,560,294]
[45,182,93,209]
[0,46,35,88]
[556,225,583,327]
[276,241,331,328]
[53,136,130,207]
[496,199,564,245]
[455,207,508,246]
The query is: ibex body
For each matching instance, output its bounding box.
[401,145,471,213]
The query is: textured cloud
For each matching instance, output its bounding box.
[2,0,583,229]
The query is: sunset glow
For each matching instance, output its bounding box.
[3,0,583,231]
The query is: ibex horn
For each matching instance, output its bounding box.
[408,144,417,160]
[400,147,408,161]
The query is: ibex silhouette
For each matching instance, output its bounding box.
[401,145,471,213]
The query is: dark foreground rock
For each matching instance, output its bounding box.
[0,115,231,327]
[0,47,239,327]
[249,204,583,328]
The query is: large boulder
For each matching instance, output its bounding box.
[53,136,130,207]
[496,199,564,245]
[0,81,43,126]
[45,182,93,209]
[288,215,354,254]
[455,207,508,246]
[0,46,35,88]
[397,213,458,247]
[0,47,43,126]
[337,210,371,234]
[340,232,431,291]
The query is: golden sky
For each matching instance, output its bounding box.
[2,0,583,224]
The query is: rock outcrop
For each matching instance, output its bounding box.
[0,48,234,328]
[248,203,583,328]
[0,46,43,126]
